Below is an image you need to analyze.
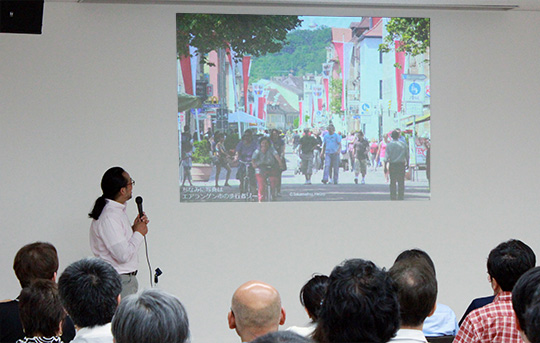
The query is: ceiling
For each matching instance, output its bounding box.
[45,0,540,11]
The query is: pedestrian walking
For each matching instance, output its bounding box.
[298,128,318,185]
[353,131,369,185]
[321,124,342,185]
[386,130,409,200]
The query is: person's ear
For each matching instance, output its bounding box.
[117,294,122,305]
[428,303,437,317]
[491,278,502,294]
[304,307,312,320]
[228,311,236,329]
[57,320,63,336]
[52,272,57,283]
[279,307,286,325]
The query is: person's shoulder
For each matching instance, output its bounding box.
[465,301,497,323]
[0,299,19,317]
[436,303,453,311]
[471,295,495,308]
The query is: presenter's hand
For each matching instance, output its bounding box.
[133,214,149,236]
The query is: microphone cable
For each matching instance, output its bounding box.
[144,236,153,287]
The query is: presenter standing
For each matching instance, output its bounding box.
[88,166,149,298]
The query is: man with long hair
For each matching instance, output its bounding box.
[88,167,149,298]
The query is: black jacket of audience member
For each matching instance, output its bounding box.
[0,298,76,343]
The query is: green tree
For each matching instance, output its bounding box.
[176,14,302,63]
[250,27,331,81]
[330,78,344,116]
[192,140,212,164]
[379,18,430,57]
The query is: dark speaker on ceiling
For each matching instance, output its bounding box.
[0,0,44,34]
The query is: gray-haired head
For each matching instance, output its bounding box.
[251,331,313,343]
[112,288,190,343]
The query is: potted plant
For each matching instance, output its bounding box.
[191,139,213,182]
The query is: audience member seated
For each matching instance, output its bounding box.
[388,259,437,343]
[0,242,75,343]
[512,266,540,343]
[454,239,536,343]
[252,331,313,343]
[394,249,459,337]
[58,258,122,343]
[459,239,535,326]
[16,280,65,343]
[286,274,328,337]
[312,259,399,343]
[228,280,286,342]
[112,288,189,343]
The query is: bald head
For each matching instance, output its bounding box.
[229,281,286,341]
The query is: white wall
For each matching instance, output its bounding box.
[1,3,540,343]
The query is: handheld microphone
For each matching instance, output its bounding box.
[135,196,144,219]
[136,195,154,287]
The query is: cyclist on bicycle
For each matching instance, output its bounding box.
[234,130,258,191]
[251,137,284,202]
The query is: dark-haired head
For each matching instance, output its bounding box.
[391,130,400,140]
[88,167,128,220]
[214,131,224,142]
[487,239,535,292]
[58,258,121,328]
[259,136,271,146]
[513,267,540,343]
[300,275,328,322]
[19,279,65,338]
[394,249,436,276]
[313,259,399,343]
[389,261,437,327]
[13,242,58,288]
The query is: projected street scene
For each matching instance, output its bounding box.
[177,14,431,203]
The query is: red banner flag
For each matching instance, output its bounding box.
[395,41,406,113]
[179,55,193,95]
[299,101,303,126]
[258,97,266,120]
[311,96,315,126]
[323,78,329,110]
[332,41,353,111]
[242,56,251,112]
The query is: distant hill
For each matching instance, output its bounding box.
[250,27,332,82]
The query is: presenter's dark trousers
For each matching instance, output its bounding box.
[389,162,405,200]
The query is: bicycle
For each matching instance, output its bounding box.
[238,160,256,201]
[255,165,275,202]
